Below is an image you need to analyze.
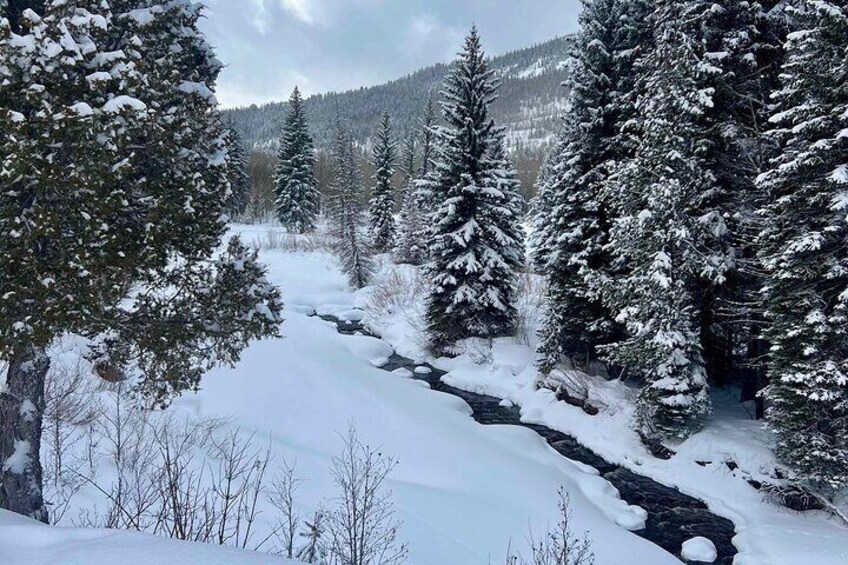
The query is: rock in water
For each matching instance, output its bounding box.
[681,537,717,563]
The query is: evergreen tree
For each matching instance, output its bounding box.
[0,0,283,521]
[225,126,250,219]
[757,0,848,493]
[393,132,427,265]
[678,0,786,389]
[417,92,438,190]
[275,86,320,233]
[535,0,653,373]
[329,120,374,289]
[368,111,397,252]
[527,134,562,275]
[409,93,440,262]
[600,0,720,439]
[425,28,525,354]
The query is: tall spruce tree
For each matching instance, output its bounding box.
[527,133,563,276]
[424,28,525,354]
[757,0,848,493]
[275,86,319,233]
[368,112,397,252]
[415,92,438,205]
[600,0,721,439]
[393,133,427,265]
[535,0,653,374]
[408,93,440,263]
[225,126,250,219]
[329,120,374,289]
[678,0,786,390]
[0,0,283,521]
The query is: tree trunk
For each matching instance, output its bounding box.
[0,345,49,523]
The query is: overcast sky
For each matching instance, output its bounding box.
[200,0,582,108]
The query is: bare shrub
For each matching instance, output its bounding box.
[150,417,220,542]
[74,383,161,531]
[364,265,428,352]
[325,425,408,565]
[42,358,102,522]
[72,391,277,551]
[253,228,332,253]
[505,489,594,565]
[364,266,425,320]
[763,483,848,526]
[205,429,274,549]
[51,385,412,561]
[268,458,305,558]
[515,269,546,346]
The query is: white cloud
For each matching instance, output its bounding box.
[278,0,316,24]
[403,14,463,63]
[201,0,583,108]
[249,0,271,35]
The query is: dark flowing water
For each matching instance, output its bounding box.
[319,314,737,564]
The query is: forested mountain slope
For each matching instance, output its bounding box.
[224,35,573,154]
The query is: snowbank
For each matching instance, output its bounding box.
[0,510,295,565]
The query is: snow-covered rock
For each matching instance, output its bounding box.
[392,367,413,378]
[681,536,717,563]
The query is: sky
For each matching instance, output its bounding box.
[200,0,582,109]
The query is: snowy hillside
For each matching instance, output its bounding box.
[222,36,573,154]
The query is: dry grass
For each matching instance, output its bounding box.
[252,228,333,253]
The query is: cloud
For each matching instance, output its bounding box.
[402,14,464,63]
[248,0,271,35]
[279,0,317,25]
[200,0,583,108]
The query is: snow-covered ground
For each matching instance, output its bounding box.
[171,226,678,564]
[351,239,848,565]
[7,223,847,564]
[0,510,292,565]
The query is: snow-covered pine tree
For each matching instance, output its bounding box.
[677,0,786,389]
[225,126,251,219]
[275,86,320,233]
[329,120,374,289]
[425,27,525,354]
[535,0,653,374]
[367,111,397,252]
[407,93,440,263]
[757,0,848,493]
[0,0,283,521]
[415,92,438,203]
[393,132,427,265]
[527,134,563,275]
[487,134,525,246]
[600,0,721,439]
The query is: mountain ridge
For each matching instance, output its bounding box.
[223,35,574,155]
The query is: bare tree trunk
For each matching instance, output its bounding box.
[0,345,50,523]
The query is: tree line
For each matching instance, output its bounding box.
[532,0,847,502]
